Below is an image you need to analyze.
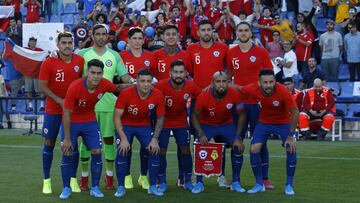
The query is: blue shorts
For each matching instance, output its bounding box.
[159,128,190,149]
[196,123,236,147]
[251,122,291,145]
[115,125,153,147]
[60,121,102,150]
[41,113,62,140]
[240,103,260,139]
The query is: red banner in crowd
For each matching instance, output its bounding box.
[194,142,224,177]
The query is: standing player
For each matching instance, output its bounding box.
[119,27,156,189]
[119,27,157,79]
[154,60,201,192]
[226,21,274,189]
[187,20,229,89]
[39,32,84,194]
[191,71,245,194]
[153,24,192,81]
[60,59,123,199]
[113,69,165,197]
[240,69,298,195]
[77,24,132,190]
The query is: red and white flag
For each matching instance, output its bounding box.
[3,38,48,79]
[194,142,224,177]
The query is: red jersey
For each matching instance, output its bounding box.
[257,17,276,45]
[195,87,242,126]
[240,82,296,124]
[119,50,157,78]
[39,54,84,114]
[227,45,272,103]
[204,6,221,26]
[217,19,235,41]
[155,79,201,128]
[153,48,192,80]
[26,1,40,23]
[303,87,335,112]
[187,42,228,89]
[115,86,165,126]
[169,14,188,41]
[291,88,304,111]
[295,31,314,62]
[64,78,117,122]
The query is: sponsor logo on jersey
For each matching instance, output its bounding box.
[105,60,113,67]
[226,103,233,109]
[183,93,189,100]
[273,100,279,107]
[250,56,257,62]
[199,150,208,160]
[144,60,150,67]
[148,103,155,109]
[213,51,220,57]
[74,66,79,72]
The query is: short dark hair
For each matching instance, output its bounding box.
[96,13,108,24]
[198,19,213,28]
[170,60,185,70]
[92,24,107,34]
[88,59,104,70]
[272,30,280,35]
[259,69,275,79]
[128,27,144,38]
[282,77,294,83]
[236,21,252,29]
[349,20,357,27]
[163,24,178,33]
[57,32,73,42]
[238,10,247,16]
[262,6,271,13]
[29,37,37,42]
[137,68,153,78]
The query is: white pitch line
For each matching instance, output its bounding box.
[1,144,360,161]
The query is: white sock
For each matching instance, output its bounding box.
[106,170,113,177]
[82,172,89,177]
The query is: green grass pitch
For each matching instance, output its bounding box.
[0,129,359,203]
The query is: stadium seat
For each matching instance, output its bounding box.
[0,41,4,52]
[63,3,77,14]
[316,17,327,34]
[345,104,360,121]
[338,63,350,81]
[20,5,27,16]
[62,14,74,25]
[22,115,40,135]
[50,15,61,23]
[0,32,6,40]
[327,82,340,97]
[338,82,355,101]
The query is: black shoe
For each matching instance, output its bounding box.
[7,121,12,129]
[301,130,311,140]
[0,125,3,129]
[317,129,327,141]
[26,107,33,112]
[39,106,45,112]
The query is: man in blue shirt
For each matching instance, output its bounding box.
[344,21,360,81]
[300,58,326,89]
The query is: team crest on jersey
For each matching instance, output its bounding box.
[148,103,155,110]
[97,93,103,99]
[43,128,48,134]
[249,56,257,62]
[213,51,220,57]
[183,93,189,100]
[144,60,150,67]
[273,100,279,107]
[226,103,233,109]
[105,60,113,67]
[74,66,80,72]
[199,150,208,160]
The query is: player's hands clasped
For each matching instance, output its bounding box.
[61,138,73,156]
[285,136,296,153]
[117,138,131,156]
[148,138,160,155]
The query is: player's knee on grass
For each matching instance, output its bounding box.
[91,148,101,154]
[160,148,167,156]
[180,146,190,154]
[250,144,262,154]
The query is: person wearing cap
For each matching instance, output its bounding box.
[319,19,343,82]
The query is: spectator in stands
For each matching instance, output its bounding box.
[189,4,208,42]
[143,0,154,12]
[271,13,296,42]
[295,22,315,76]
[319,19,343,82]
[344,21,360,81]
[335,0,350,35]
[138,15,151,31]
[85,0,102,22]
[204,0,221,26]
[169,5,191,44]
[298,0,314,15]
[39,14,46,23]
[16,18,22,28]
[152,12,167,29]
[299,78,336,140]
[283,77,304,111]
[253,6,276,46]
[228,8,256,27]
[4,0,21,21]
[25,37,44,112]
[72,16,89,47]
[106,30,118,51]
[24,0,41,23]
[53,0,63,16]
[94,12,108,25]
[148,26,165,52]
[300,57,327,89]
[214,7,235,44]
[42,0,52,21]
[0,70,11,129]
[6,17,22,46]
[277,0,298,27]
[265,30,284,59]
[275,40,298,83]
[322,0,337,20]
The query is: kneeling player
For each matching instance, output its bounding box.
[191,71,245,194]
[113,69,165,197]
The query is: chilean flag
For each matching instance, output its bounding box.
[2,38,48,79]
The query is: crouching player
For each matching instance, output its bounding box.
[113,69,165,197]
[191,71,246,194]
[240,69,299,195]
